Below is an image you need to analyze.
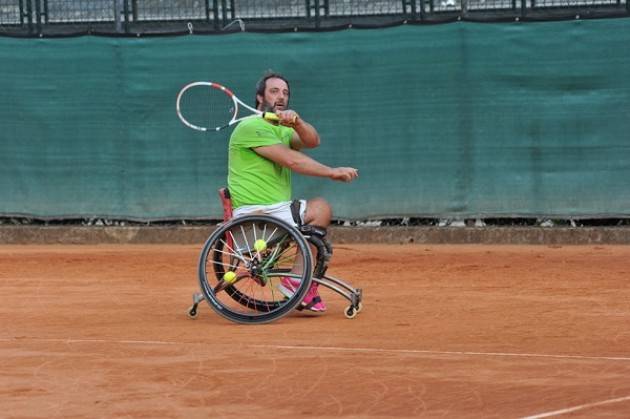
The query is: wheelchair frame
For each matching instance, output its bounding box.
[187,189,363,324]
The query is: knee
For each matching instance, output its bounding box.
[305,197,332,227]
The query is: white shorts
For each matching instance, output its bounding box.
[233,200,307,227]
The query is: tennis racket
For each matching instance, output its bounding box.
[176,81,280,132]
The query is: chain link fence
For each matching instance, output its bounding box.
[1,0,628,36]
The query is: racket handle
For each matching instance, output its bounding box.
[262,112,280,123]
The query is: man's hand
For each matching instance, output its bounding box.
[275,109,300,127]
[330,167,359,183]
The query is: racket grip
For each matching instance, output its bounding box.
[262,112,280,123]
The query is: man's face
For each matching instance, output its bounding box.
[257,77,290,111]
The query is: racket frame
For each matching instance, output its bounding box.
[176,81,279,132]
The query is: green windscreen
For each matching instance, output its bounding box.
[1,19,629,220]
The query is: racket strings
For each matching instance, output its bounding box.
[180,85,236,131]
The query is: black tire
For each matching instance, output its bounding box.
[198,215,312,324]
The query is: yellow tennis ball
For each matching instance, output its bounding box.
[254,239,267,252]
[223,271,237,283]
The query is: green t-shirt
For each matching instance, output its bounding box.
[228,117,295,209]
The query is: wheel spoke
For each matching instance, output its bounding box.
[198,215,312,323]
[226,230,248,263]
[214,242,248,265]
[239,224,251,255]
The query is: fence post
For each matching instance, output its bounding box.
[225,0,236,28]
[207,0,218,31]
[132,0,138,24]
[41,0,48,24]
[34,0,42,35]
[306,0,326,28]
[21,0,32,34]
[122,0,130,33]
[406,0,423,21]
[114,0,123,33]
[219,0,231,28]
[228,0,235,23]
[321,0,330,19]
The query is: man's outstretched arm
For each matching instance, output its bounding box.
[254,144,358,182]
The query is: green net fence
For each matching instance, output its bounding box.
[1,19,629,220]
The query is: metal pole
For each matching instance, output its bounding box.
[406,0,423,21]
[19,0,25,26]
[34,0,42,35]
[123,0,129,33]
[114,0,123,33]
[42,0,47,24]
[24,0,33,34]
[220,0,227,27]
[208,0,218,31]
[132,0,138,23]
[229,0,235,21]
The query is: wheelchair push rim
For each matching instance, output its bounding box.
[197,215,313,324]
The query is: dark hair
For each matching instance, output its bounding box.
[255,71,291,109]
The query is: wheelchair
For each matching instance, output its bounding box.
[187,188,363,324]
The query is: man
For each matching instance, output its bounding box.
[228,71,358,312]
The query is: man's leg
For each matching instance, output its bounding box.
[278,197,332,312]
[303,197,332,228]
[300,197,331,311]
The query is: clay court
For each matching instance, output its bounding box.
[2,243,630,418]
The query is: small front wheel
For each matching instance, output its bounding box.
[344,305,357,319]
[187,305,198,319]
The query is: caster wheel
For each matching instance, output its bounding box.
[344,305,358,319]
[355,302,363,313]
[187,305,198,319]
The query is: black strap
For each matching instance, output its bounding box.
[290,199,302,226]
[299,224,327,238]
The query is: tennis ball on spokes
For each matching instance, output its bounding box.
[254,239,267,252]
[223,271,237,283]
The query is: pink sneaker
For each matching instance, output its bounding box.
[278,276,326,312]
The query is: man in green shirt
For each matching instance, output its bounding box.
[228,71,358,312]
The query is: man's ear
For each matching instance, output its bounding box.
[256,94,264,109]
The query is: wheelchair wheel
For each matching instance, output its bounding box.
[198,215,313,324]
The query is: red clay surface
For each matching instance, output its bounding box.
[2,244,630,418]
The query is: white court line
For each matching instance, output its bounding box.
[4,337,629,416]
[0,337,178,345]
[3,338,630,363]
[521,395,630,418]
[253,344,630,362]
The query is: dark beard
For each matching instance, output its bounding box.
[261,102,275,113]
[261,100,288,113]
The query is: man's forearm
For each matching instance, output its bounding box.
[285,151,332,178]
[293,119,320,148]
[253,144,358,183]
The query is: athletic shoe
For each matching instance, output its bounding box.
[278,276,327,312]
